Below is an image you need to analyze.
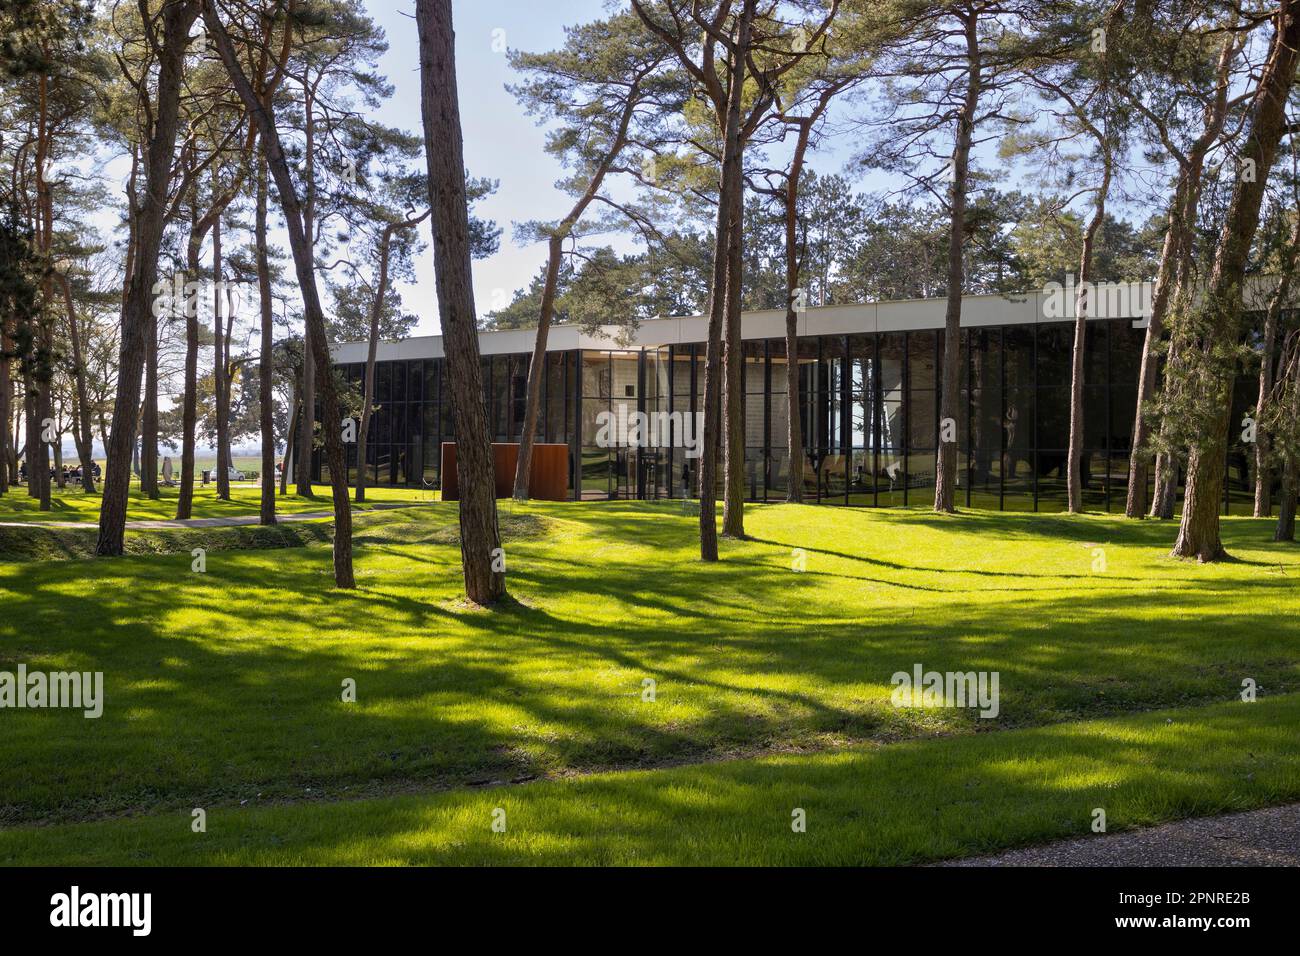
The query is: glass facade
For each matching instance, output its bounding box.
[320,315,1270,513]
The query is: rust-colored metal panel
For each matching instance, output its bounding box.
[440,443,569,501]
[517,443,570,500]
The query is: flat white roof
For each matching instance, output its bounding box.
[332,277,1282,364]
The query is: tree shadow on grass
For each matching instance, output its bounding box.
[2,502,1299,833]
[9,695,1293,866]
[864,505,1297,555]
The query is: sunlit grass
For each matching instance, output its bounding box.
[0,483,434,524]
[0,501,1297,862]
[2,693,1295,866]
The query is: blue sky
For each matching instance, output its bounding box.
[368,0,623,335]
[90,1,1134,343]
[86,1,1067,340]
[365,2,1103,337]
[365,0,901,337]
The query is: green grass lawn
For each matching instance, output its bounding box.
[189,455,263,475]
[0,483,433,524]
[1,501,1297,864]
[5,694,1295,865]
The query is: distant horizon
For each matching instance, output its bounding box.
[39,442,283,463]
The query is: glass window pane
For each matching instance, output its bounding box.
[909,390,936,448]
[1037,387,1069,450]
[1004,326,1034,390]
[1110,385,1137,452]
[909,330,937,389]
[582,352,608,398]
[1084,322,1107,386]
[1110,320,1145,384]
[1037,323,1073,383]
[392,361,407,404]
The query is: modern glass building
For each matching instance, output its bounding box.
[319,284,1277,513]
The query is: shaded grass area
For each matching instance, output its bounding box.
[1,502,1297,835]
[2,693,1294,866]
[0,521,334,563]
[0,505,485,563]
[0,484,433,524]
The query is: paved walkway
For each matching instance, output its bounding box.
[942,803,1300,866]
[0,500,434,531]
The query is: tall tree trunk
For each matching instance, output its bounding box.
[720,0,755,540]
[10,384,22,489]
[33,346,51,510]
[281,388,297,498]
[1131,32,1235,519]
[721,232,745,526]
[783,125,812,504]
[177,232,201,519]
[694,0,752,558]
[58,275,96,492]
[1277,456,1297,541]
[0,313,9,497]
[214,212,232,500]
[23,366,36,497]
[297,345,314,495]
[140,297,159,499]
[10,397,21,487]
[698,269,725,559]
[721,131,747,537]
[415,0,505,605]
[512,233,562,501]
[1171,0,1300,562]
[205,3,353,588]
[1068,167,1109,513]
[98,2,201,556]
[34,71,54,511]
[178,176,238,519]
[122,146,139,313]
[0,260,16,497]
[1279,348,1300,541]
[256,163,277,525]
[784,312,803,503]
[935,11,981,514]
[1127,202,1181,517]
[295,80,318,499]
[134,100,156,501]
[355,239,390,506]
[1254,220,1299,516]
[1273,337,1300,541]
[513,77,639,501]
[359,212,429,503]
[1151,449,1178,518]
